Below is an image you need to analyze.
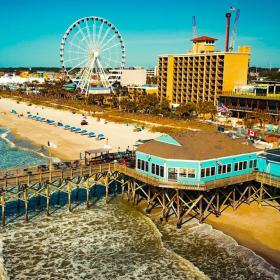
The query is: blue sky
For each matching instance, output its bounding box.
[0,0,279,68]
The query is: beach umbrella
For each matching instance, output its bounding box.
[98,133,105,140]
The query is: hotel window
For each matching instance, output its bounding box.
[188,168,195,178]
[238,162,242,170]
[137,159,149,172]
[179,168,187,177]
[168,168,178,181]
[249,160,253,168]
[211,167,215,176]
[234,161,248,171]
[206,167,210,177]
[156,165,160,176]
[227,164,232,173]
[160,166,164,177]
[201,169,206,178]
[152,163,155,174]
[253,160,257,168]
[218,164,231,175]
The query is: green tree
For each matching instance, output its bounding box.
[175,103,196,118]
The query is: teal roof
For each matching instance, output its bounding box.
[155,134,181,146]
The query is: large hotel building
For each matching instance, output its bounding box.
[157,36,251,105]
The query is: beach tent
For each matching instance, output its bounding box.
[81,130,88,135]
[70,127,77,131]
[64,125,71,130]
[40,118,46,122]
[88,132,96,137]
[74,128,82,133]
[10,109,17,114]
[57,122,64,127]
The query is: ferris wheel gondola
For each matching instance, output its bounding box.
[60,17,125,95]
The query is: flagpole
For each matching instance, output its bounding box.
[48,146,52,173]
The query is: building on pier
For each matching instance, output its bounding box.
[258,149,280,176]
[136,131,261,185]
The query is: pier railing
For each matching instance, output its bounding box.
[0,162,112,189]
[114,164,258,190]
[256,172,280,188]
[0,162,280,191]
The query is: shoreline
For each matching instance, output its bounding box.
[136,200,280,272]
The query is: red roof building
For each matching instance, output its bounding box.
[192,36,218,42]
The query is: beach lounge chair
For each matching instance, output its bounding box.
[98,133,105,140]
[64,125,71,130]
[81,130,88,135]
[88,132,96,137]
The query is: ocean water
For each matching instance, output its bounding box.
[0,128,47,169]
[0,128,280,280]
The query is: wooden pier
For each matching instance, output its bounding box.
[0,162,279,227]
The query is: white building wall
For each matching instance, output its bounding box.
[120,69,146,86]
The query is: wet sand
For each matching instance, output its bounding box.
[207,202,280,269]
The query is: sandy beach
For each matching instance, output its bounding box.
[0,97,280,272]
[207,202,280,269]
[0,98,160,160]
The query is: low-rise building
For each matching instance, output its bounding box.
[109,68,147,86]
[136,131,260,185]
[128,85,158,96]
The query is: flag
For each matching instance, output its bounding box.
[247,129,256,137]
[230,6,236,11]
[217,101,231,113]
[47,141,57,149]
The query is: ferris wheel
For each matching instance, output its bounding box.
[60,16,125,95]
